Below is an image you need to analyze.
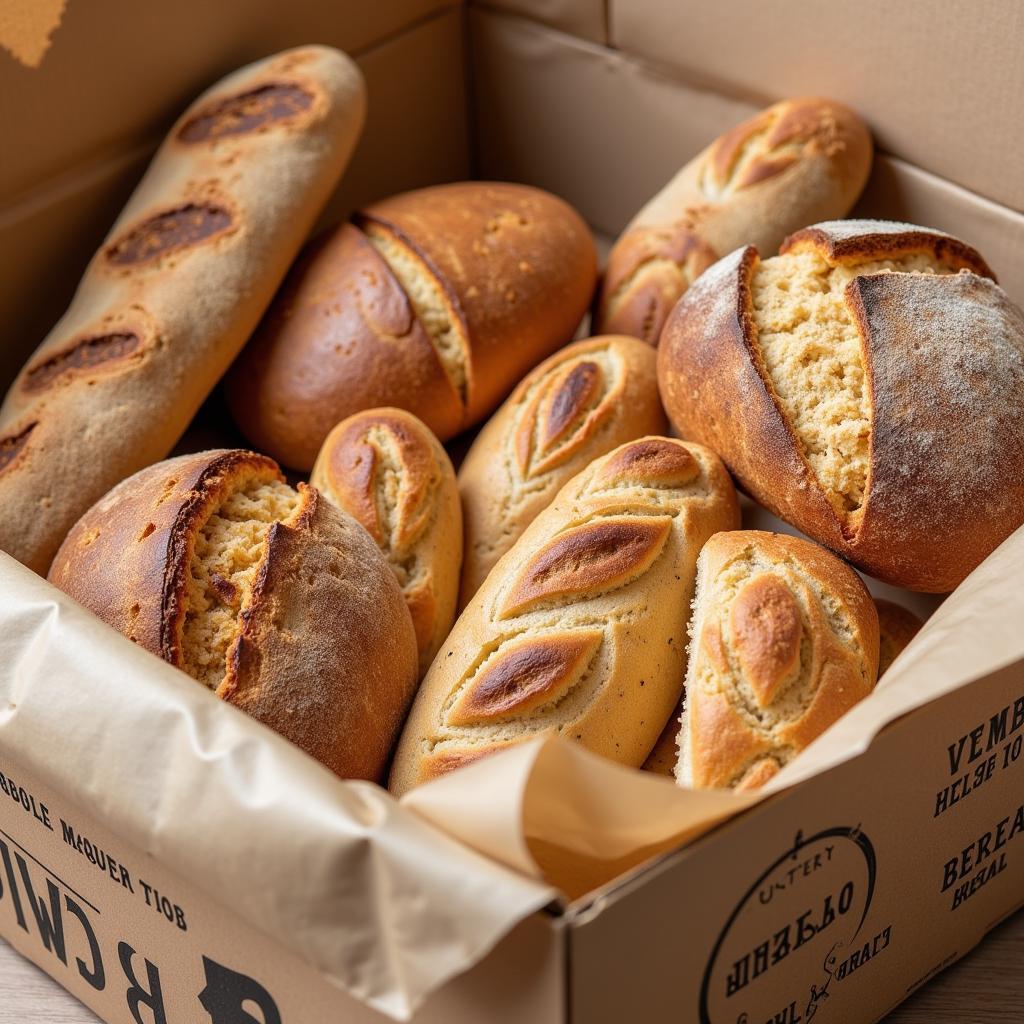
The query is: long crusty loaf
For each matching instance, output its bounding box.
[458,335,667,606]
[677,531,879,791]
[311,408,461,676]
[595,97,872,344]
[658,220,1024,591]
[225,182,598,470]
[389,436,739,797]
[0,47,366,575]
[48,450,418,781]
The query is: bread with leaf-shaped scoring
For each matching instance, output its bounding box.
[389,436,739,796]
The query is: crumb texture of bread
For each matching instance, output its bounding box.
[679,532,877,791]
[363,224,470,403]
[751,250,952,518]
[182,479,300,688]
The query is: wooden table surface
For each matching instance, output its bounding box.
[1,909,1022,1022]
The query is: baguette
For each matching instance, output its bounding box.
[48,450,418,781]
[225,182,598,470]
[389,436,739,797]
[311,408,461,676]
[458,335,667,606]
[594,97,872,344]
[658,220,1024,591]
[677,531,879,791]
[0,47,366,575]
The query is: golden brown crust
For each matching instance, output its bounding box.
[678,531,879,790]
[658,221,1024,591]
[389,436,740,797]
[458,336,667,605]
[875,599,924,677]
[596,97,873,343]
[49,450,418,781]
[0,47,366,573]
[311,407,462,675]
[228,182,597,470]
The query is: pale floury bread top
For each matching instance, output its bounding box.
[677,531,879,791]
[48,449,418,781]
[658,219,1024,592]
[311,407,462,677]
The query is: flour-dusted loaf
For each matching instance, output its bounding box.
[0,47,366,575]
[594,98,872,344]
[48,450,418,781]
[226,182,598,470]
[876,599,924,677]
[389,436,740,796]
[311,408,461,676]
[659,220,1024,592]
[458,335,667,606]
[677,531,879,791]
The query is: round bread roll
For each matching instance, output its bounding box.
[48,450,418,781]
[389,436,740,797]
[226,182,598,470]
[458,335,667,606]
[875,599,924,677]
[677,531,879,791]
[310,408,461,676]
[594,97,872,344]
[658,220,1024,592]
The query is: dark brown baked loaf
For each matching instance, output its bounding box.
[594,97,872,344]
[48,450,418,781]
[658,220,1024,592]
[0,47,366,574]
[225,182,598,470]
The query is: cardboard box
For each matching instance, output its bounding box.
[2,3,1023,1022]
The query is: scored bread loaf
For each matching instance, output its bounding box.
[388,436,740,797]
[48,450,418,781]
[458,335,667,606]
[658,220,1024,592]
[0,47,366,575]
[594,97,872,344]
[226,182,598,470]
[875,599,924,677]
[677,531,879,791]
[310,408,461,676]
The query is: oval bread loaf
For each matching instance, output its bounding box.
[0,47,366,575]
[658,220,1024,592]
[310,408,461,676]
[48,450,418,781]
[677,531,879,791]
[594,97,872,344]
[226,182,598,470]
[388,436,740,797]
[458,335,668,606]
[875,599,924,677]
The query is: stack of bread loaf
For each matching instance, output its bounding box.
[3,55,1022,795]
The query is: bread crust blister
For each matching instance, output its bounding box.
[389,436,740,797]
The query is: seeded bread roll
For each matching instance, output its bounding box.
[458,335,667,606]
[677,531,879,791]
[48,450,418,781]
[875,599,924,677]
[389,437,740,797]
[658,220,1024,592]
[310,408,461,676]
[0,47,366,575]
[594,97,872,344]
[225,182,598,470]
